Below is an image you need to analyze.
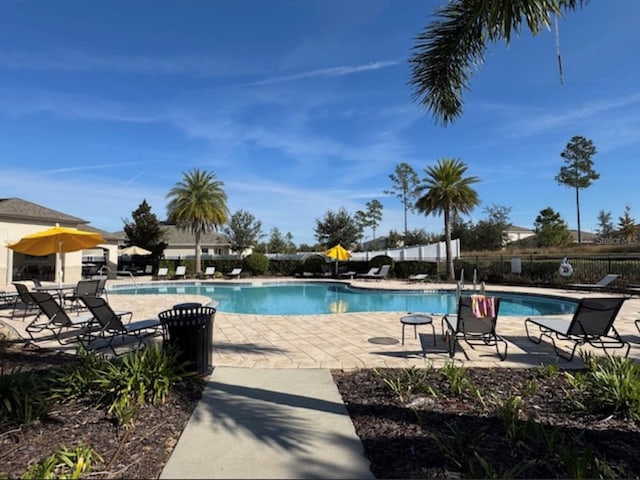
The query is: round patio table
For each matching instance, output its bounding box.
[400,314,435,346]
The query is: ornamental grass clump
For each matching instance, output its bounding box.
[565,354,640,421]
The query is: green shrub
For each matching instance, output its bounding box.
[303,255,326,274]
[51,344,193,426]
[243,253,269,275]
[0,368,51,426]
[22,443,103,480]
[565,355,640,420]
[367,255,394,276]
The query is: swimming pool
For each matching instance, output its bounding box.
[110,282,577,316]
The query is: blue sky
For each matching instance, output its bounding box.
[1,1,639,247]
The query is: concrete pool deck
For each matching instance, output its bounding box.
[2,276,640,368]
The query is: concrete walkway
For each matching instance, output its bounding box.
[160,368,374,479]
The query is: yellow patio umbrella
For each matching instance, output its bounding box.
[324,244,352,275]
[8,224,105,285]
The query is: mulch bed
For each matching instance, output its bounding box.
[332,367,640,479]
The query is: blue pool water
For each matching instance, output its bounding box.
[110,282,577,316]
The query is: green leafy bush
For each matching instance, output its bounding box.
[22,443,103,480]
[243,253,269,275]
[565,355,640,420]
[0,368,51,426]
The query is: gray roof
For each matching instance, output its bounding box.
[161,224,230,246]
[82,225,125,242]
[506,225,534,233]
[0,197,88,225]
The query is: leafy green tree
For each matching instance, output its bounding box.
[166,168,229,275]
[534,207,571,247]
[415,158,480,279]
[404,228,432,246]
[284,232,296,253]
[384,163,420,238]
[555,136,599,243]
[596,210,614,237]
[355,199,384,244]
[618,205,637,240]
[314,208,360,248]
[266,227,289,253]
[385,229,403,248]
[122,200,167,261]
[410,0,587,125]
[222,210,263,258]
[353,210,367,248]
[474,205,512,250]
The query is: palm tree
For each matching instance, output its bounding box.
[409,0,587,125]
[166,169,229,276]
[415,158,480,280]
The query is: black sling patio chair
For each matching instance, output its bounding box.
[78,296,161,355]
[12,282,40,321]
[26,291,95,344]
[525,297,629,361]
[441,295,507,361]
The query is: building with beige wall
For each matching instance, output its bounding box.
[0,198,120,287]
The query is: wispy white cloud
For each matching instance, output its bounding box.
[242,60,401,86]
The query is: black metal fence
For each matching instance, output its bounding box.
[456,254,640,288]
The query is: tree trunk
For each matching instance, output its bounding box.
[575,186,581,244]
[444,209,453,280]
[195,230,202,275]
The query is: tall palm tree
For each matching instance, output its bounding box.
[415,158,479,280]
[409,0,587,125]
[166,169,229,276]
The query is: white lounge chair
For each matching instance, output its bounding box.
[174,265,187,279]
[356,267,379,279]
[364,265,391,281]
[204,266,216,278]
[225,268,242,279]
[568,274,619,290]
[408,273,428,283]
[157,267,169,279]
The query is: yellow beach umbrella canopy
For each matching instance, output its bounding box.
[8,225,105,256]
[324,244,352,261]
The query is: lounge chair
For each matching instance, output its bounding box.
[568,274,620,291]
[143,265,153,275]
[27,292,95,344]
[204,266,216,278]
[12,282,39,320]
[364,265,391,281]
[78,296,161,355]
[157,267,169,279]
[525,297,629,361]
[441,295,507,361]
[356,267,379,279]
[225,268,242,279]
[174,265,187,280]
[338,271,357,279]
[408,273,428,283]
[63,279,100,312]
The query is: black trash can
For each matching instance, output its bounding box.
[158,306,216,376]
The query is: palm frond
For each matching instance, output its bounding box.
[409,0,587,125]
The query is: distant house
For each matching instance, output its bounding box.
[159,223,236,259]
[504,226,535,244]
[0,198,120,285]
